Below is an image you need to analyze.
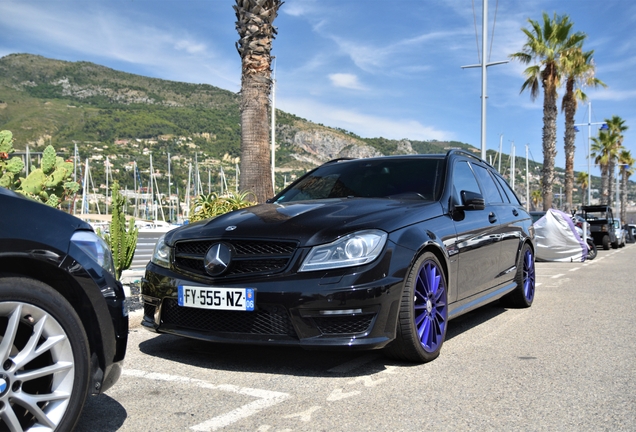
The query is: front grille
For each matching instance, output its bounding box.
[173,239,297,279]
[144,303,156,321]
[161,298,297,337]
[312,314,376,335]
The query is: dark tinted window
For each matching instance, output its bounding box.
[452,161,481,204]
[494,175,521,205]
[472,164,503,203]
[275,158,444,203]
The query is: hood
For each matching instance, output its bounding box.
[0,187,92,252]
[167,198,443,247]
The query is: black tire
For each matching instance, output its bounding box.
[586,240,597,260]
[0,277,90,432]
[611,240,619,249]
[501,243,535,308]
[384,252,448,363]
[602,235,611,250]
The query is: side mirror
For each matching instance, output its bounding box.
[460,190,486,210]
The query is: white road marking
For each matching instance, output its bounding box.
[569,267,581,272]
[122,369,289,431]
[551,274,564,279]
[326,388,361,401]
[347,376,386,387]
[283,406,321,422]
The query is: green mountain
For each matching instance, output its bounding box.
[5,53,590,210]
[0,53,486,197]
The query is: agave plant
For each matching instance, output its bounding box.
[189,191,256,222]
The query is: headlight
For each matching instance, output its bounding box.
[299,230,387,272]
[151,235,172,268]
[71,230,116,275]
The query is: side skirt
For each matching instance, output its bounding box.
[448,281,517,320]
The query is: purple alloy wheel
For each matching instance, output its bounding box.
[523,249,536,302]
[414,260,447,353]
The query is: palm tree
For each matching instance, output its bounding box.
[576,170,589,206]
[618,149,634,224]
[234,0,283,203]
[510,12,586,210]
[560,48,605,213]
[605,115,629,207]
[591,129,618,205]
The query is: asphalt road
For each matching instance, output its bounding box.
[78,245,636,431]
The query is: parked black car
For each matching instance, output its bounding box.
[142,150,535,363]
[580,205,618,250]
[0,187,128,431]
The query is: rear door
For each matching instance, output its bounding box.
[450,160,502,300]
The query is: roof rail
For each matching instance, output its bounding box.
[323,157,355,165]
[446,149,491,165]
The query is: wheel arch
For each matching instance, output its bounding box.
[0,257,109,373]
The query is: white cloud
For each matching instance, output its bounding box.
[0,1,240,89]
[174,40,207,55]
[587,88,636,102]
[277,98,454,141]
[328,73,366,91]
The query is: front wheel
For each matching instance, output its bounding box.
[384,252,448,363]
[0,277,90,432]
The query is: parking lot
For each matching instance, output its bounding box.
[78,245,636,431]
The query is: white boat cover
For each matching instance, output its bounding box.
[534,209,587,262]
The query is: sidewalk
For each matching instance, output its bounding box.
[121,268,145,327]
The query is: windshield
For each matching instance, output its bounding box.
[274,158,444,203]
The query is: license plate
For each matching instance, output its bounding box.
[177,286,255,311]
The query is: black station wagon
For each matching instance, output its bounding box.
[141,150,535,362]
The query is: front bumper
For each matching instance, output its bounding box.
[140,245,412,350]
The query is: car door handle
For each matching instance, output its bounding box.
[512,209,519,216]
[489,212,497,223]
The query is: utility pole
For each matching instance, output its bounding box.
[461,0,508,160]
[574,101,607,206]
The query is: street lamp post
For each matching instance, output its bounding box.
[574,101,607,206]
[461,0,508,160]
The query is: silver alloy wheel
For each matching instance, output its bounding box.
[0,301,75,431]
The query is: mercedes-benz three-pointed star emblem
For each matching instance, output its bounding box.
[204,243,233,276]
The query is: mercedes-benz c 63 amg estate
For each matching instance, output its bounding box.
[141,150,535,363]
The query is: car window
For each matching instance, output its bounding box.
[275,158,444,203]
[493,174,521,205]
[471,164,504,204]
[452,160,481,204]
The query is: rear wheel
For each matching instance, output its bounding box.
[501,243,535,308]
[0,277,90,432]
[586,240,597,260]
[384,252,448,363]
[602,235,611,250]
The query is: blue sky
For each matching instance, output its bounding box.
[1,0,635,178]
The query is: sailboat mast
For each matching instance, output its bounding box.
[168,153,172,222]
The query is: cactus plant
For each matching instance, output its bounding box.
[17,145,80,207]
[101,181,138,279]
[0,130,24,189]
[1,131,79,207]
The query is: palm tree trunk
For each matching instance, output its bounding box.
[541,71,558,210]
[562,78,576,213]
[601,164,609,204]
[234,0,281,203]
[620,167,628,223]
[607,158,616,207]
[239,73,273,202]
